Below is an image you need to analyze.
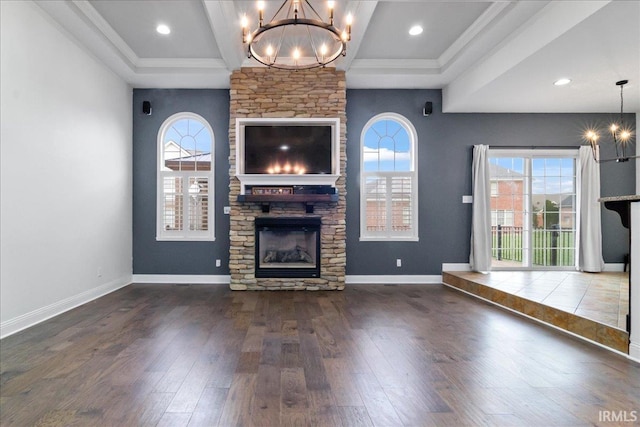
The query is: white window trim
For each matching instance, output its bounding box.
[156,112,215,241]
[360,112,419,242]
[488,148,579,270]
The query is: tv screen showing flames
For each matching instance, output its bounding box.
[244,125,332,174]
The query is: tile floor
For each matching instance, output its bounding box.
[442,270,630,353]
[448,270,629,330]
[472,271,629,330]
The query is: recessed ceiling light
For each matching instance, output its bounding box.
[156,24,171,35]
[409,25,423,36]
[554,78,571,86]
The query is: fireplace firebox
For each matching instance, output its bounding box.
[255,217,321,278]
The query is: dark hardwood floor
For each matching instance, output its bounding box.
[1,284,639,426]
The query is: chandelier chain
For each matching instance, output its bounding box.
[303,0,323,21]
[620,83,624,120]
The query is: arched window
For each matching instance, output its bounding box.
[360,113,418,241]
[157,112,214,241]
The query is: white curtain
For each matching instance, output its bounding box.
[578,146,605,272]
[470,144,492,272]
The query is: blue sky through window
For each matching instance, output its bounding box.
[164,119,211,155]
[363,119,411,171]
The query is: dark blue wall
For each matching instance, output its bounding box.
[345,89,635,274]
[133,89,230,274]
[132,88,635,275]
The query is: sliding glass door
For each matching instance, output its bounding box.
[489,150,578,270]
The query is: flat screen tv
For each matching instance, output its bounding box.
[244,125,332,174]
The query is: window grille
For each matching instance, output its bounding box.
[360,113,418,241]
[157,112,214,241]
[489,150,577,269]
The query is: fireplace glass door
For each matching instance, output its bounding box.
[255,217,321,278]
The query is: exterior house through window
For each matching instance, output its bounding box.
[360,113,418,241]
[157,112,214,241]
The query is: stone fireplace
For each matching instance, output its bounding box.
[228,67,346,291]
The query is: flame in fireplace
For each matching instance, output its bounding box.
[266,162,306,174]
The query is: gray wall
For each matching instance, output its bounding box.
[132,88,635,275]
[345,89,635,274]
[133,89,230,274]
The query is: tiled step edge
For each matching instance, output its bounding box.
[442,272,629,354]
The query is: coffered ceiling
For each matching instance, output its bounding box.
[35,0,639,113]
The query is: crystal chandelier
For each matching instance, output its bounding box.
[584,80,637,163]
[241,0,352,70]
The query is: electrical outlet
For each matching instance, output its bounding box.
[97,267,103,277]
[216,259,221,267]
[396,259,402,267]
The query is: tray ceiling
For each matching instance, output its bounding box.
[35,0,640,113]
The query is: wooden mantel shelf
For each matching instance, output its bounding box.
[237,193,338,213]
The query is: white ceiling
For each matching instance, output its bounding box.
[35,0,640,113]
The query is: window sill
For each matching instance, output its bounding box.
[156,236,216,242]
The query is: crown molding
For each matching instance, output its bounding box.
[72,0,138,67]
[438,2,512,70]
[443,0,611,112]
[349,59,441,74]
[337,1,378,71]
[136,58,228,71]
[202,0,246,70]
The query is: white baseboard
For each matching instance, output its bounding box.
[442,263,626,273]
[133,274,442,285]
[604,263,626,272]
[0,275,132,339]
[442,263,472,272]
[346,275,442,284]
[629,342,640,363]
[132,274,231,284]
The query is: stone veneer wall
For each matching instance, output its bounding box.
[228,67,346,291]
